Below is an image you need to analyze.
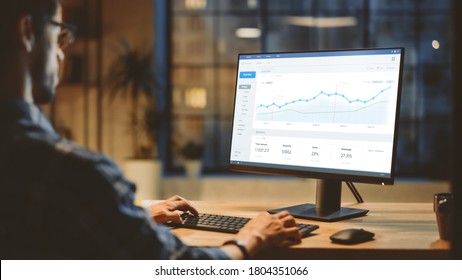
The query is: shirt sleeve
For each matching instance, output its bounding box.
[54,146,229,260]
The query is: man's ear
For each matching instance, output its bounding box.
[17,15,35,53]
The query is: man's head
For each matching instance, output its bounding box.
[0,0,69,104]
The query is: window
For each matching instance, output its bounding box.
[163,0,452,178]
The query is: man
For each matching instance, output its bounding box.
[0,0,301,259]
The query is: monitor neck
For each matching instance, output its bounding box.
[316,179,342,215]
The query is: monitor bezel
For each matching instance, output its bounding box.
[228,47,405,186]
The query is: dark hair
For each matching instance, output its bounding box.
[0,0,59,55]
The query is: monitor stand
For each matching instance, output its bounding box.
[268,179,368,222]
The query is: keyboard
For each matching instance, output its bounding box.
[167,213,319,238]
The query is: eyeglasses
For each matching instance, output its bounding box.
[49,20,77,50]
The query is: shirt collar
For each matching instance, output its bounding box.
[0,98,58,136]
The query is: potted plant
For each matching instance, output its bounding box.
[107,39,162,199]
[179,140,204,178]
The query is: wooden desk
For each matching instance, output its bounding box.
[166,201,450,259]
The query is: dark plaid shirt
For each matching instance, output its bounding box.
[0,99,228,260]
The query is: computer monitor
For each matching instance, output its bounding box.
[229,47,405,222]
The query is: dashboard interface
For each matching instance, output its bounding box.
[229,49,404,182]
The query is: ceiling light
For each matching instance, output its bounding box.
[185,0,206,10]
[235,28,261,38]
[287,16,357,28]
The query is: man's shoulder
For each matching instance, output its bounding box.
[53,139,106,164]
[7,129,108,168]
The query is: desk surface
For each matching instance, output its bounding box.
[164,201,450,259]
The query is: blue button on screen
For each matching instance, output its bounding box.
[239,71,256,78]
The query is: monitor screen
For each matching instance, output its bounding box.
[229,48,404,186]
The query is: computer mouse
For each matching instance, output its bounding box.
[330,228,375,245]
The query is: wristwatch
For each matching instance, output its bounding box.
[222,239,250,259]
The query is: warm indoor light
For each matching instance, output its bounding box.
[185,0,206,10]
[235,28,261,38]
[432,40,440,49]
[287,16,357,28]
[185,87,207,109]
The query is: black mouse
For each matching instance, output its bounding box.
[330,228,375,245]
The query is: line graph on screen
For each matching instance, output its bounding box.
[254,73,398,125]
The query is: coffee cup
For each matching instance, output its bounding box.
[433,192,453,241]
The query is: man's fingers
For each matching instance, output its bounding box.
[273,211,297,228]
[171,200,199,216]
[273,211,290,219]
[284,226,302,244]
[169,195,185,201]
[280,215,297,227]
[286,226,302,236]
[164,196,199,216]
[167,212,182,223]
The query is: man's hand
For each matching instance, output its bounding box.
[148,195,199,224]
[222,211,301,259]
